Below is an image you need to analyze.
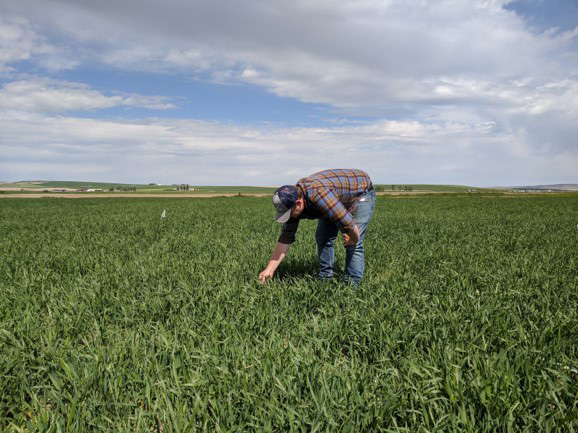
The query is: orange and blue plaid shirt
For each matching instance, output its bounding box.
[278,169,373,244]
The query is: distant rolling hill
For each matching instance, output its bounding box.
[1,180,150,189]
[373,184,500,192]
[0,181,277,194]
[510,184,578,191]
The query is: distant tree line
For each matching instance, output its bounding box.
[392,185,413,192]
[374,185,413,192]
[108,187,137,192]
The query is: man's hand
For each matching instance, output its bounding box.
[343,225,360,247]
[259,242,290,284]
[259,269,274,284]
[342,233,357,247]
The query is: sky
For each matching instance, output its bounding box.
[0,0,577,186]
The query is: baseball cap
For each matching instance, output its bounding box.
[272,185,298,223]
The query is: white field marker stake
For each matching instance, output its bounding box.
[161,210,166,218]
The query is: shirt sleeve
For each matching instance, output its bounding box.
[278,218,300,244]
[311,187,357,234]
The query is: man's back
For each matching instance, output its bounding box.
[299,168,371,193]
[298,168,372,210]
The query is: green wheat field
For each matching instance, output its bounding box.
[1,195,576,432]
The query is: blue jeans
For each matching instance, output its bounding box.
[315,189,376,285]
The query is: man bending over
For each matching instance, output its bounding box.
[259,168,376,285]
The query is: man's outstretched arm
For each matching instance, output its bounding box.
[259,242,291,283]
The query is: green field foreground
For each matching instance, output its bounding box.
[1,195,576,432]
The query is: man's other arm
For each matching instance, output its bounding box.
[313,187,359,245]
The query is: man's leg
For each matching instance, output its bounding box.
[316,217,339,279]
[344,189,376,285]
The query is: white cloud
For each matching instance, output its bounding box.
[1,112,575,185]
[0,78,175,112]
[0,15,80,72]
[0,16,49,72]
[3,0,576,110]
[0,0,576,184]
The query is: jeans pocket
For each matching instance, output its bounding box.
[354,193,375,225]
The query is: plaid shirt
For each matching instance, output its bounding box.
[278,169,373,244]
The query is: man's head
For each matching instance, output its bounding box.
[272,185,304,223]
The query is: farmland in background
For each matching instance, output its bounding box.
[0,181,278,194]
[374,184,502,193]
[0,180,504,195]
[1,195,576,432]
